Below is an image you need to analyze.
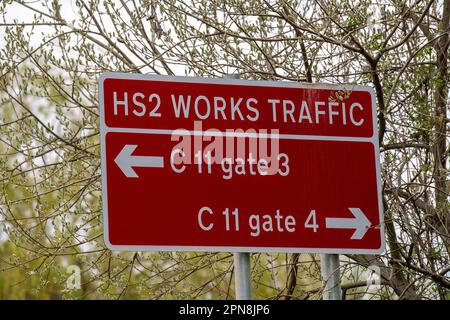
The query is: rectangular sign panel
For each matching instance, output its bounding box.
[99,73,385,254]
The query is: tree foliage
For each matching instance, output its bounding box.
[0,0,448,299]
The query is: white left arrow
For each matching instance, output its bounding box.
[325,208,371,240]
[114,144,164,178]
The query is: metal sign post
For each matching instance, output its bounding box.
[225,74,252,300]
[234,252,252,299]
[320,254,342,300]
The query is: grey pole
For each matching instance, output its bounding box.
[233,252,252,300]
[320,254,342,300]
[224,73,252,300]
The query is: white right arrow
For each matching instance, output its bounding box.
[325,208,371,240]
[115,144,164,178]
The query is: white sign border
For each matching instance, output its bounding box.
[99,72,385,255]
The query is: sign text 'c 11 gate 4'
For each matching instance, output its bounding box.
[99,73,385,254]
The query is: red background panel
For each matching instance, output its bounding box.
[104,132,382,251]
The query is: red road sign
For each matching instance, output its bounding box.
[99,73,385,254]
